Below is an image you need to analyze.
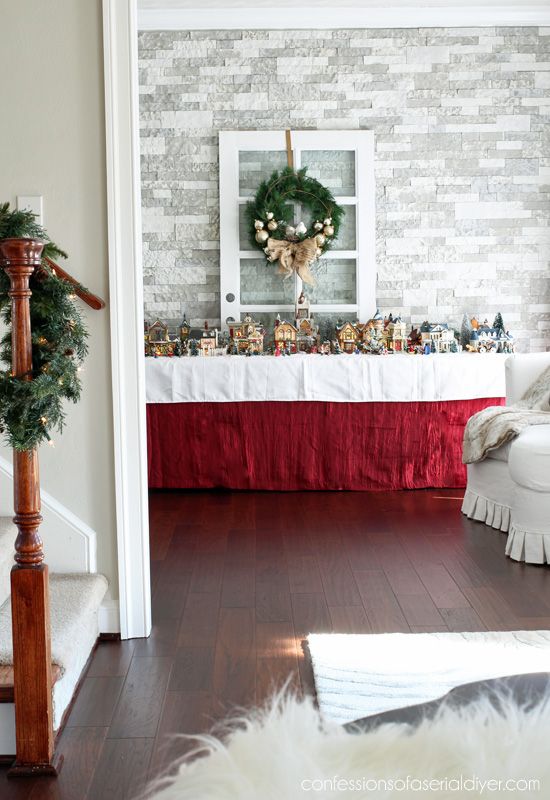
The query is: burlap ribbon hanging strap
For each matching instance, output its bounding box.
[261,130,318,285]
[265,236,318,285]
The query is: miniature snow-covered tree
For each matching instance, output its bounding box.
[493,312,505,334]
[460,313,472,348]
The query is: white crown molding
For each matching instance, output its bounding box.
[0,454,97,574]
[138,6,550,30]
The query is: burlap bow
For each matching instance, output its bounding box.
[266,236,318,285]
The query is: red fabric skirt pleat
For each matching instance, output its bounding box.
[146,398,504,491]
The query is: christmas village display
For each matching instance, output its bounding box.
[145,141,515,360]
[145,300,515,358]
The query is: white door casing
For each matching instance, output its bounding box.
[103,0,151,640]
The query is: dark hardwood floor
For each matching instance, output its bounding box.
[1,488,549,798]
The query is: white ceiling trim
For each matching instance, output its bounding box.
[138,6,550,30]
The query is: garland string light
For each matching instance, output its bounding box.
[0,203,88,451]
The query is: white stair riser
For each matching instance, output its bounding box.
[0,704,15,757]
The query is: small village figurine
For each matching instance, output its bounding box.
[228,314,265,354]
[419,321,457,354]
[335,319,359,353]
[466,313,515,353]
[144,319,176,356]
[295,292,319,352]
[274,315,298,354]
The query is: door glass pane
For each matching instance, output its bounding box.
[332,206,356,251]
[300,150,356,197]
[307,258,356,305]
[239,204,254,251]
[240,258,296,305]
[239,151,288,197]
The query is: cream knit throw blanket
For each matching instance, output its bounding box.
[463,365,550,464]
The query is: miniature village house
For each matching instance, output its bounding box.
[145,319,176,356]
[294,292,319,352]
[229,314,265,354]
[197,322,220,356]
[469,317,515,353]
[420,321,456,353]
[384,316,408,352]
[369,309,384,333]
[335,320,359,353]
[274,316,298,353]
[179,314,191,342]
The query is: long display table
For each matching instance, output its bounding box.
[146,354,507,491]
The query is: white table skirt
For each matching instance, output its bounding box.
[145,353,507,404]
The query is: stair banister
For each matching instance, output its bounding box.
[0,238,58,776]
[43,256,106,311]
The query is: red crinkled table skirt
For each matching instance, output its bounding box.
[147,397,504,491]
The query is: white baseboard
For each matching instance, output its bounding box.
[0,455,97,574]
[99,599,121,634]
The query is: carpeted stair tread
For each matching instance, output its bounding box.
[0,573,108,675]
[0,518,15,608]
[0,665,62,703]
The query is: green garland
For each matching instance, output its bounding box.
[245,166,344,256]
[0,203,88,451]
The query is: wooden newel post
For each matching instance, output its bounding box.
[0,239,57,776]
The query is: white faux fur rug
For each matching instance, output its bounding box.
[308,631,550,724]
[147,691,550,799]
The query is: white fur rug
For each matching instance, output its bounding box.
[308,631,550,723]
[147,691,550,799]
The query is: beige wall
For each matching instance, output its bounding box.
[0,2,118,597]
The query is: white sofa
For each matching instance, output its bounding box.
[462,353,550,564]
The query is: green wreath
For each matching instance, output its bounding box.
[0,203,88,451]
[245,167,344,284]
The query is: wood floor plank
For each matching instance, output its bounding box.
[396,593,446,628]
[291,592,332,640]
[221,558,255,608]
[109,657,173,739]
[256,620,300,701]
[152,576,190,622]
[288,555,323,594]
[384,562,427,596]
[462,586,522,630]
[149,690,214,779]
[178,592,221,648]
[133,618,180,658]
[66,677,125,728]
[190,552,224,594]
[213,608,256,710]
[226,528,256,559]
[168,646,214,692]
[329,605,372,634]
[354,570,409,633]
[440,607,487,632]
[255,556,292,623]
[363,533,409,571]
[86,641,135,678]
[318,555,362,607]
[27,727,108,800]
[414,562,471,609]
[410,625,449,633]
[86,738,154,800]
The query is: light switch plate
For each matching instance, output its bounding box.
[17,195,43,225]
